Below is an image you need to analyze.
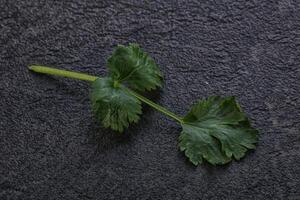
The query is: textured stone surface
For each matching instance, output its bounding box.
[0,0,299,199]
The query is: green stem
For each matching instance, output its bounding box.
[29,65,98,82]
[122,87,183,124]
[28,65,183,124]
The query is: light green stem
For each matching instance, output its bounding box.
[28,65,183,124]
[29,65,97,82]
[123,87,183,123]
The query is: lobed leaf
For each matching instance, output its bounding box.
[91,77,142,132]
[179,96,258,165]
[107,43,163,91]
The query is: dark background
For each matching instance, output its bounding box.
[1,0,299,199]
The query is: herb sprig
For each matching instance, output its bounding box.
[29,43,258,165]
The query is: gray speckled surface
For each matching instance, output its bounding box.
[0,1,300,199]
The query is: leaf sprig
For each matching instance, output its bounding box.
[29,43,258,165]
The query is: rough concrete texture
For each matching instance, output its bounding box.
[0,0,300,199]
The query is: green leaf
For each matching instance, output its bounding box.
[107,43,163,91]
[91,77,142,132]
[179,96,258,165]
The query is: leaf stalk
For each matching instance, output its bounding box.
[29,65,97,82]
[28,65,183,124]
